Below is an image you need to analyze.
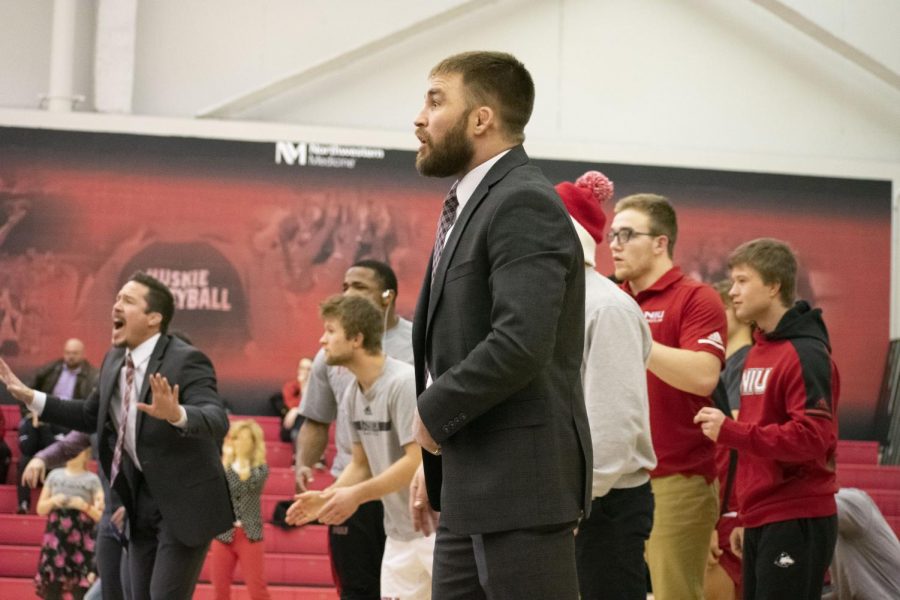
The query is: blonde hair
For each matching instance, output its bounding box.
[224,419,267,467]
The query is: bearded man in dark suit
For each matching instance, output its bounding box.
[409,51,592,600]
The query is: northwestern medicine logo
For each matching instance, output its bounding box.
[275,141,386,169]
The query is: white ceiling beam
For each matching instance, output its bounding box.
[750,0,900,93]
[195,0,494,119]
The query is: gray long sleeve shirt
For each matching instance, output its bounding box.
[582,268,657,498]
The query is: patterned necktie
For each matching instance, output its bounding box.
[431,185,459,286]
[110,353,135,484]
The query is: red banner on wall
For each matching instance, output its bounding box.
[0,127,891,438]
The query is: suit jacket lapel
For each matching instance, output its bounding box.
[135,335,169,436]
[425,145,529,332]
[98,349,125,435]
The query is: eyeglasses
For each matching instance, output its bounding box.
[606,227,659,245]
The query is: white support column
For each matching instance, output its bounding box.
[94,0,138,114]
[45,0,79,112]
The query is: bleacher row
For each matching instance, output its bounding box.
[1,405,900,598]
[0,404,339,599]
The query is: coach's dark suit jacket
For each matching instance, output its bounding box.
[40,334,233,547]
[413,145,592,535]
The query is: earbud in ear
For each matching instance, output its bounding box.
[382,290,391,299]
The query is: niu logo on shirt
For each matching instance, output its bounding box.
[644,310,665,323]
[741,367,774,395]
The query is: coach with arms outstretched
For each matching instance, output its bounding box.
[0,271,232,600]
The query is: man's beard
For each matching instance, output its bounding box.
[415,112,475,178]
[324,348,352,367]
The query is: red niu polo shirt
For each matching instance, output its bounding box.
[623,267,726,482]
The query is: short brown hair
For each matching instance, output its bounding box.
[728,238,797,307]
[319,295,383,354]
[431,51,534,144]
[614,194,678,257]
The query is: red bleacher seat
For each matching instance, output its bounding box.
[836,464,900,490]
[3,430,18,459]
[266,441,294,469]
[863,489,900,521]
[835,440,880,465]
[199,551,332,587]
[0,545,39,577]
[0,405,20,430]
[0,485,39,513]
[0,514,44,545]
[230,415,282,441]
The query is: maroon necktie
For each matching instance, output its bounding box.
[109,353,135,484]
[431,185,459,286]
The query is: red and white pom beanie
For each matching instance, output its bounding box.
[555,170,614,267]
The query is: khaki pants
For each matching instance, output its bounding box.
[646,474,718,600]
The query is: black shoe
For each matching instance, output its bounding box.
[16,501,28,514]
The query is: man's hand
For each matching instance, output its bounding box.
[413,408,440,456]
[137,374,182,423]
[694,407,727,442]
[285,490,328,526]
[707,528,723,566]
[22,457,47,488]
[730,526,744,559]
[409,464,439,536]
[295,465,315,493]
[316,486,362,526]
[283,407,299,429]
[111,506,127,532]
[0,358,35,405]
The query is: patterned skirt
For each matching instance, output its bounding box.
[34,508,97,598]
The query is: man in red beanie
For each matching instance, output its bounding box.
[610,194,726,600]
[557,172,657,600]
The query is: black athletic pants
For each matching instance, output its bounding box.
[742,515,837,600]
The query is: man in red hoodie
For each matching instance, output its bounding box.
[695,238,839,600]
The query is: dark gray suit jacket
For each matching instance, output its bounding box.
[413,145,592,535]
[41,334,233,547]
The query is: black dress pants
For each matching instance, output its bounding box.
[124,465,209,600]
[432,521,579,600]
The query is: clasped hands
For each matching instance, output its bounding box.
[285,486,362,527]
[49,493,104,513]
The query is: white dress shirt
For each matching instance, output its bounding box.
[443,149,510,244]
